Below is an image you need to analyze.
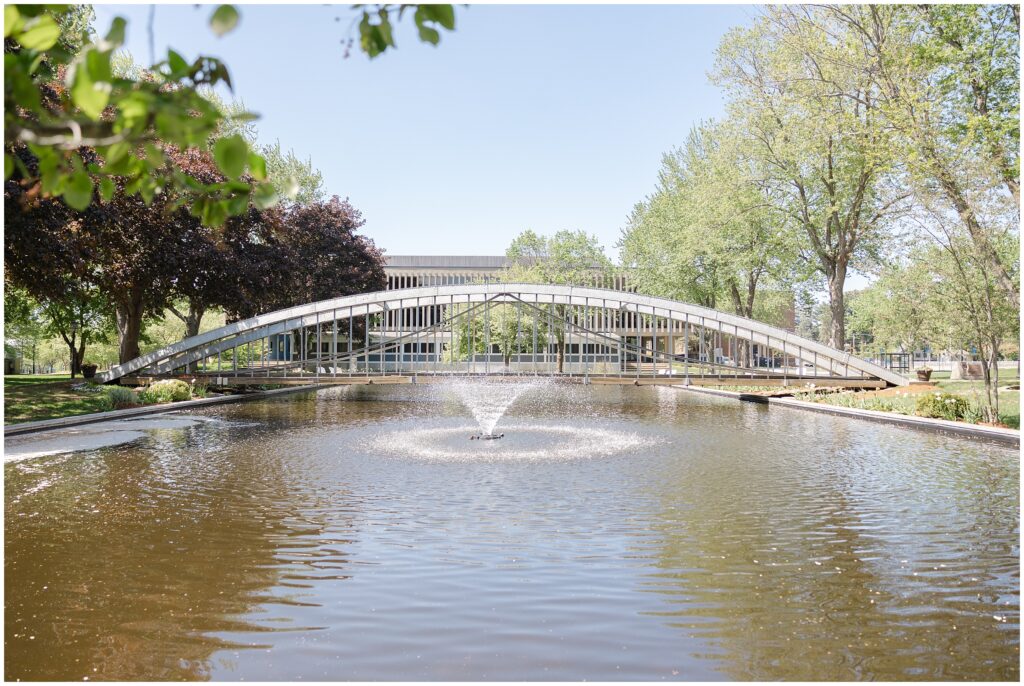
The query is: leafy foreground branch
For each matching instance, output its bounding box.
[5,4,457,224]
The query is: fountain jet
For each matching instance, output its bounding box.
[470,433,505,441]
[449,378,550,437]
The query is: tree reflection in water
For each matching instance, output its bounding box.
[639,411,1019,680]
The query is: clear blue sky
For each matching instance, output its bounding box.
[94,3,756,260]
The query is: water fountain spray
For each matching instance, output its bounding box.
[448,378,550,440]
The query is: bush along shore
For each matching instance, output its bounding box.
[784,381,1019,430]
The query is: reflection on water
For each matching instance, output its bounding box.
[4,384,1019,680]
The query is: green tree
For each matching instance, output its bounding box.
[444,301,549,368]
[260,140,324,206]
[620,121,799,319]
[201,88,324,206]
[800,4,1020,309]
[38,282,112,377]
[913,204,1019,423]
[3,284,47,373]
[847,263,936,354]
[711,8,907,349]
[505,230,612,373]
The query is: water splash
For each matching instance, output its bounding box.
[447,378,551,435]
[370,421,662,462]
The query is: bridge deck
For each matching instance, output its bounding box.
[121,374,887,389]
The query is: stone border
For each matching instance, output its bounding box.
[4,385,320,437]
[677,385,1020,448]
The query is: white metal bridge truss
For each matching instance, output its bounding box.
[99,283,908,387]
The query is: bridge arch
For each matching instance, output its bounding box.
[99,283,907,387]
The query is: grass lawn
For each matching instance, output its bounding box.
[3,373,111,424]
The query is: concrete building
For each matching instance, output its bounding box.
[383,255,629,291]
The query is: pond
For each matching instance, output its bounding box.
[4,382,1019,680]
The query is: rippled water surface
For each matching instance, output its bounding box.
[4,383,1020,680]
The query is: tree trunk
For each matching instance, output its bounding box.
[74,338,86,377]
[66,335,78,378]
[115,291,145,364]
[985,336,1000,423]
[183,303,205,373]
[184,306,204,339]
[60,330,84,378]
[74,339,84,376]
[827,268,847,351]
[554,304,567,374]
[927,144,1020,310]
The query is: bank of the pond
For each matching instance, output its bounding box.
[677,385,1020,448]
[3,385,320,437]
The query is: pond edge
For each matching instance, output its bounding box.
[676,385,1020,449]
[3,385,321,437]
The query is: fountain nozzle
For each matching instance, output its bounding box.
[470,433,505,441]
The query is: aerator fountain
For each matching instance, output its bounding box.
[470,432,505,441]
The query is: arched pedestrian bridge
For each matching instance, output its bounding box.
[101,283,907,388]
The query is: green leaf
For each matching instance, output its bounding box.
[144,143,164,168]
[227,192,249,215]
[68,53,111,120]
[99,177,116,203]
[209,5,239,37]
[248,152,267,181]
[63,171,94,210]
[103,141,130,165]
[84,48,112,83]
[4,154,13,181]
[117,92,150,127]
[417,24,440,45]
[252,182,279,209]
[377,9,395,47]
[30,144,61,194]
[167,49,188,76]
[213,134,249,179]
[424,5,456,31]
[4,5,23,37]
[139,180,155,205]
[201,199,229,227]
[16,15,60,50]
[103,17,126,49]
[7,63,42,112]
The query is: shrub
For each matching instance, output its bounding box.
[962,403,985,424]
[915,392,970,421]
[140,379,191,404]
[823,392,897,413]
[190,378,210,399]
[103,386,139,410]
[860,397,897,413]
